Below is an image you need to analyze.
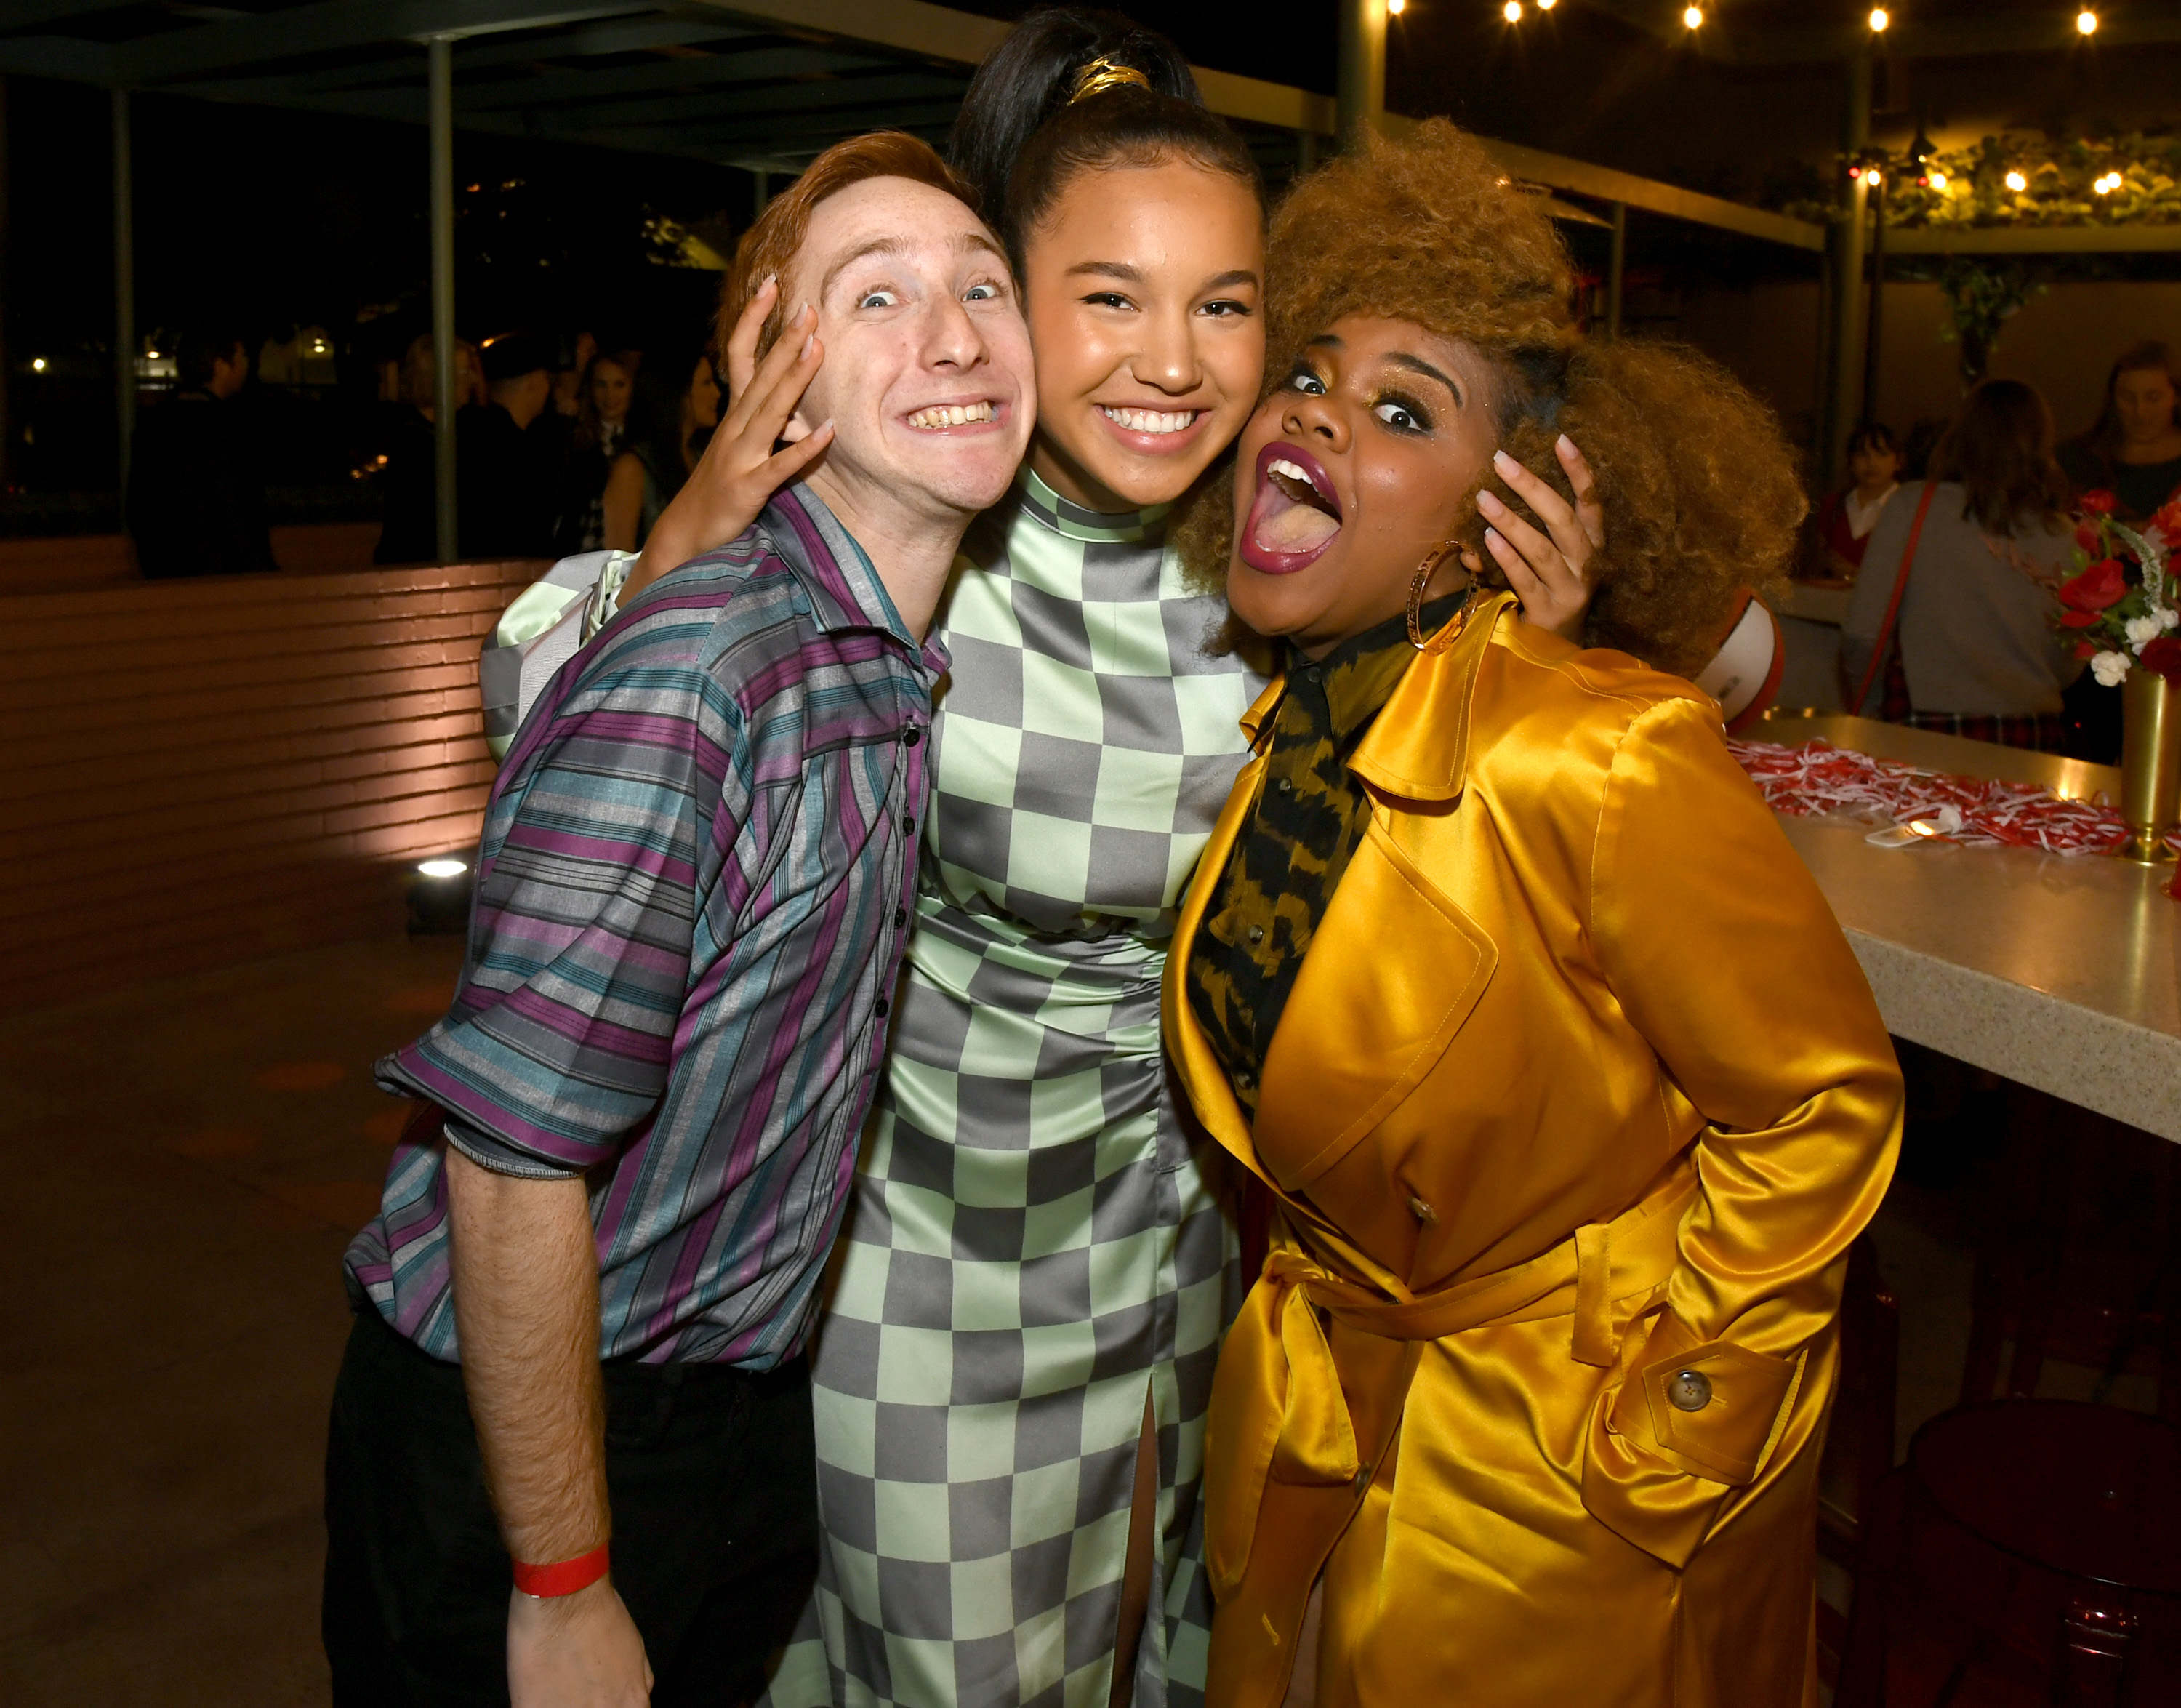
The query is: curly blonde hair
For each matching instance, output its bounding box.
[1176,119,1803,678]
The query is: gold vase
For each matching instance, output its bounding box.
[2119,665,2181,862]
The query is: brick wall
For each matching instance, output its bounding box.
[1,559,543,1012]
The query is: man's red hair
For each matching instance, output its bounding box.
[720,132,980,367]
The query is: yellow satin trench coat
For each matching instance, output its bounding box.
[1165,595,1902,1708]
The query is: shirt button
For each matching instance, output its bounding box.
[875,997,891,1018]
[1247,925,1265,945]
[901,814,915,835]
[901,725,923,747]
[1668,1369,1713,1412]
[1407,1194,1438,1226]
[1276,778,1294,794]
[894,908,907,929]
[1306,666,1322,683]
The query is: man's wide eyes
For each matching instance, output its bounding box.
[856,289,899,310]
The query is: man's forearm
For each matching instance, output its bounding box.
[446,1147,610,1564]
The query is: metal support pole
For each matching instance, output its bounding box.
[1606,202,1627,340]
[428,37,457,564]
[1336,0,1385,152]
[750,167,769,215]
[0,76,13,487]
[111,88,133,492]
[1295,129,1318,179]
[1862,172,1887,426]
[1821,48,1872,491]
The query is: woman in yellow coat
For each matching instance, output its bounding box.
[1162,123,1903,1708]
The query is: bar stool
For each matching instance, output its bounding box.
[1836,1400,2181,1706]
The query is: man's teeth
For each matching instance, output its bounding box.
[907,402,996,429]
[1267,457,1312,486]
[1103,406,1198,435]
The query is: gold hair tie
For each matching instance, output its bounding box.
[1069,56,1153,103]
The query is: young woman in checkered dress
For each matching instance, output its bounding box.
[630,19,1598,1707]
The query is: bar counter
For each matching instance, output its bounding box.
[1757,714,2181,1142]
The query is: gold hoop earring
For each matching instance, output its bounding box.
[1407,545,1474,655]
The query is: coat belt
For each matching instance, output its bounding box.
[1203,1163,1700,1600]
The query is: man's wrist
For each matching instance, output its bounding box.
[513,1541,611,1599]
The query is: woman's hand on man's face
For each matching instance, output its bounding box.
[620,276,835,603]
[1464,434,1602,645]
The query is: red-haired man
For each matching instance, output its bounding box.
[326,132,1033,1708]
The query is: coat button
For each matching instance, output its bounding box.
[894,908,907,929]
[901,724,922,746]
[1668,1369,1713,1412]
[1247,925,1265,945]
[1353,1465,1371,1491]
[1275,777,1294,793]
[1407,1194,1437,1225]
[875,997,890,1018]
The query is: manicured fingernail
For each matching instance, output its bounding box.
[1484,526,1504,549]
[1557,433,1577,456]
[760,273,777,292]
[800,333,816,359]
[1477,489,1504,513]
[1493,449,1519,476]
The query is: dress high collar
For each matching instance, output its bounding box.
[1013,465,1170,546]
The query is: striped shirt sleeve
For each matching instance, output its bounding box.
[382,630,749,1179]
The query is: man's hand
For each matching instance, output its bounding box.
[446,1147,650,1707]
[507,1576,654,1708]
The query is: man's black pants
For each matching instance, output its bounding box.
[323,1307,816,1708]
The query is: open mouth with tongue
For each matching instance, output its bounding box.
[1240,441,1343,574]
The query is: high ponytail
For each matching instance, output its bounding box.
[947,6,1261,270]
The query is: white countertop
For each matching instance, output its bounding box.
[1756,715,2181,1141]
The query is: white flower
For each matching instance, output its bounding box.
[2092,649,2132,688]
[2126,614,2162,651]
[2163,605,2180,630]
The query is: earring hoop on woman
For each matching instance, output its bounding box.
[1407,544,1476,655]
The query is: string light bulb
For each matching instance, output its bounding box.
[1682,4,1703,25]
[1927,169,1947,189]
[2078,9,2098,33]
[2094,173,2116,194]
[1538,0,1555,8]
[2005,169,2028,191]
[1388,0,1405,12]
[1868,7,1888,29]
[1501,0,1519,17]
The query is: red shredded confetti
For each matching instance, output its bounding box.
[1728,738,2130,857]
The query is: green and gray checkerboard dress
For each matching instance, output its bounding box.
[761,470,1264,1708]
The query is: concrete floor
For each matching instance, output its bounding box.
[1,934,465,1707]
[0,935,2158,1704]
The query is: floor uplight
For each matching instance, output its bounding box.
[417,858,469,880]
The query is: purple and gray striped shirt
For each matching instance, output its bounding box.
[348,484,942,1366]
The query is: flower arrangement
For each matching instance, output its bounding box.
[2054,491,2181,688]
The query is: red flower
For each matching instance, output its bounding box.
[2142,636,2181,683]
[2076,641,2099,658]
[2058,557,2129,613]
[2061,611,2103,628]
[2076,521,2102,552]
[2081,489,2118,516]
[2154,500,2181,542]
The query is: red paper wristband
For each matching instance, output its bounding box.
[512,1543,610,1598]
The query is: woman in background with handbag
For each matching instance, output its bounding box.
[1841,378,2084,753]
